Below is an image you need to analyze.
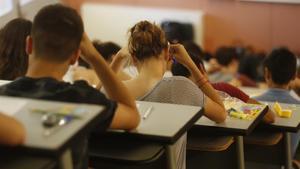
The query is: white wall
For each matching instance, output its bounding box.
[20,0,59,20]
[82,3,204,47]
[0,0,19,28]
[0,0,60,28]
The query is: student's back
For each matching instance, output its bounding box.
[138,76,204,106]
[112,21,226,169]
[253,47,300,157]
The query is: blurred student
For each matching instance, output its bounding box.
[112,21,226,169]
[210,46,257,87]
[0,113,25,146]
[0,18,32,80]
[93,41,132,81]
[253,48,300,163]
[73,41,131,87]
[171,41,274,123]
[0,4,139,169]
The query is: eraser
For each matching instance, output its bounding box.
[273,102,282,116]
[280,109,292,118]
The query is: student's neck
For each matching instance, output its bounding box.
[26,59,68,81]
[268,83,289,90]
[136,58,165,83]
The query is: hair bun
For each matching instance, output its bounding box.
[128,21,168,61]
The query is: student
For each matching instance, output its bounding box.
[113,21,226,169]
[0,4,139,169]
[253,48,300,161]
[0,113,25,146]
[93,41,132,81]
[0,18,32,80]
[73,41,131,87]
[210,46,257,87]
[171,41,275,123]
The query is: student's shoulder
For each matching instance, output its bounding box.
[162,76,196,86]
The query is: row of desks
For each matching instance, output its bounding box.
[1,90,300,169]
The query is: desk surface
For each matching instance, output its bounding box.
[194,104,268,136]
[0,96,105,155]
[263,102,300,132]
[106,101,203,144]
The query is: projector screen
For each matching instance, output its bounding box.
[241,0,300,4]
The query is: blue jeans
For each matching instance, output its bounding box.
[291,130,300,157]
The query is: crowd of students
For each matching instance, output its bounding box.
[0,3,299,169]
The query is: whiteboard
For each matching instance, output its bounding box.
[240,0,300,4]
[82,3,204,47]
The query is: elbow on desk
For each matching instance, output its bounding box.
[204,108,227,123]
[215,110,227,123]
[125,111,140,130]
[2,125,26,146]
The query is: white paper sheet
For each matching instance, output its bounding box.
[0,97,27,116]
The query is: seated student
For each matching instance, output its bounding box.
[112,21,226,169]
[93,41,132,81]
[171,41,275,123]
[0,4,139,169]
[73,41,131,87]
[253,48,300,160]
[0,113,25,146]
[0,18,32,80]
[210,46,257,87]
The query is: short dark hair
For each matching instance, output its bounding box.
[264,47,297,85]
[171,41,203,77]
[93,41,121,61]
[0,18,32,80]
[215,47,238,66]
[31,4,84,62]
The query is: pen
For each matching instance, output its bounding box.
[143,106,153,120]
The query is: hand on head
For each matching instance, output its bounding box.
[169,44,194,68]
[80,33,101,64]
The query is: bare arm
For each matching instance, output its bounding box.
[247,98,275,124]
[0,113,25,146]
[80,33,140,130]
[170,44,226,123]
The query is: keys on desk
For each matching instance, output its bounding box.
[33,106,87,137]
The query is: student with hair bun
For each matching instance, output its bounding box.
[113,20,227,169]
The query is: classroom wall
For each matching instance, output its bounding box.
[63,0,300,54]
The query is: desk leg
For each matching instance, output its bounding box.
[284,132,292,169]
[235,136,245,169]
[59,149,73,169]
[166,146,176,169]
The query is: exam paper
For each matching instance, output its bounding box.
[0,97,27,116]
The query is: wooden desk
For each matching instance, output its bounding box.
[0,96,106,169]
[193,104,268,169]
[89,101,204,169]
